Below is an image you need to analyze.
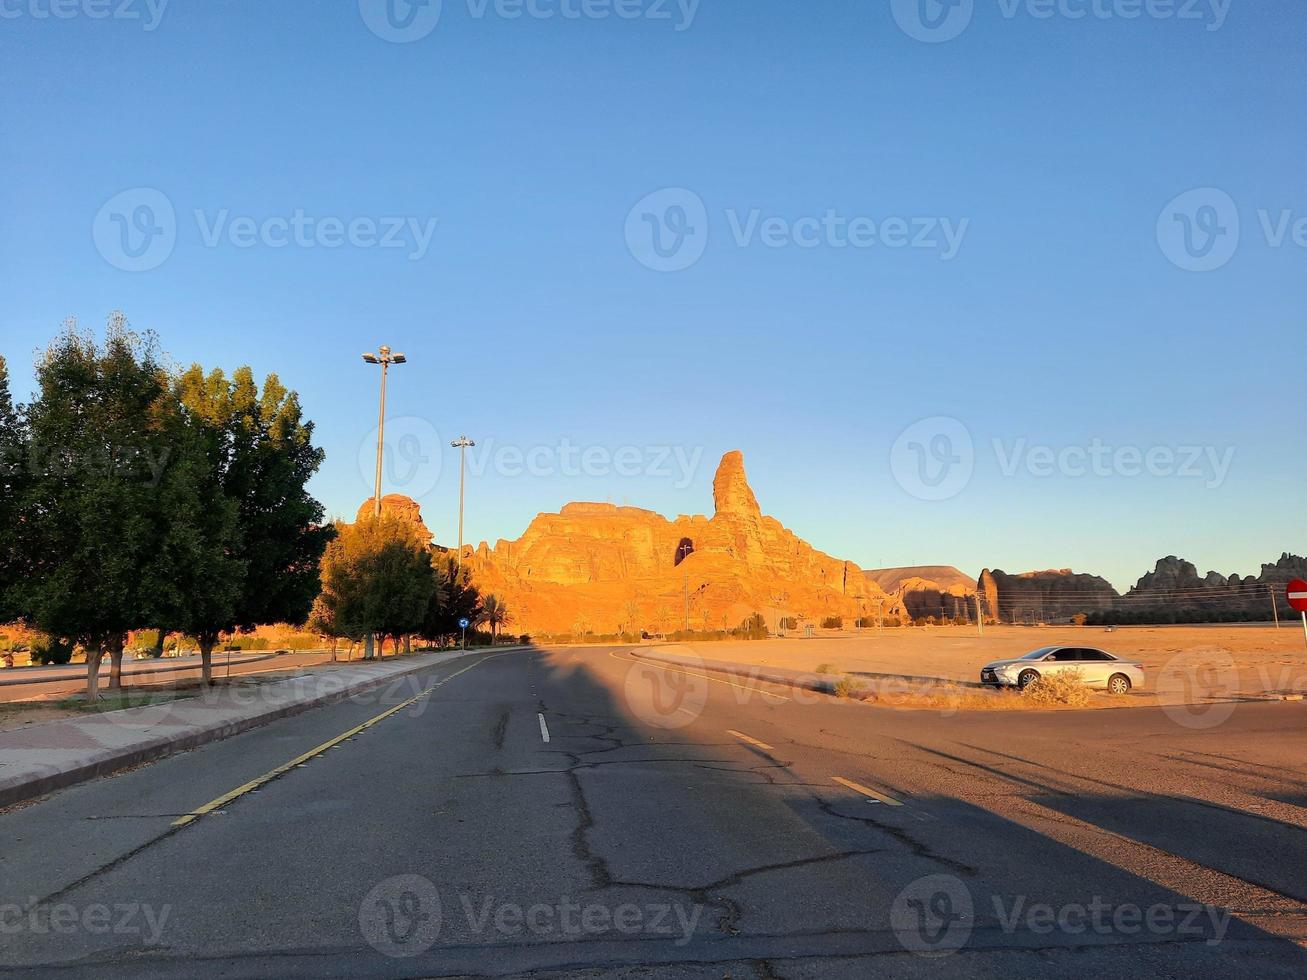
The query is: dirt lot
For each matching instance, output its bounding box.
[659,624,1307,701]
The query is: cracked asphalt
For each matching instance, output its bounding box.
[1,645,1306,978]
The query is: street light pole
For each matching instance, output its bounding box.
[362,345,407,517]
[451,436,476,570]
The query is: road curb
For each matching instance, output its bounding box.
[630,648,848,696]
[0,647,526,810]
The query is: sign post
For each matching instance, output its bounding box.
[1286,580,1307,647]
[458,617,470,651]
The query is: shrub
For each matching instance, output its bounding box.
[30,635,75,666]
[833,676,859,698]
[815,662,839,675]
[519,634,532,645]
[779,617,798,630]
[1022,670,1092,707]
[820,616,843,629]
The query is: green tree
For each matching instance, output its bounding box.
[0,356,25,624]
[14,317,170,700]
[318,513,435,659]
[142,372,245,684]
[164,364,332,683]
[421,556,481,643]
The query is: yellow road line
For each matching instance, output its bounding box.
[609,651,791,702]
[172,655,497,828]
[832,775,903,807]
[727,729,774,751]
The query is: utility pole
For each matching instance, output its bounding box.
[1269,584,1281,629]
[975,594,984,637]
[451,436,475,570]
[362,346,407,516]
[684,570,690,632]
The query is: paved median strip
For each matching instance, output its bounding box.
[832,775,903,807]
[538,712,551,743]
[172,655,496,828]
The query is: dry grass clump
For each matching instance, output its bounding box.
[1021,670,1092,707]
[815,662,839,675]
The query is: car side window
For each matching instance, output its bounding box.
[1055,649,1084,662]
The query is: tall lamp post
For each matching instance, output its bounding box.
[451,436,475,570]
[362,346,406,516]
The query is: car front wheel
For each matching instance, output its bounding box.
[1107,673,1132,695]
[1017,669,1040,690]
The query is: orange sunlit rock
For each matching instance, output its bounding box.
[461,451,905,635]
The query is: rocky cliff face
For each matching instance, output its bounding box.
[1114,553,1307,621]
[356,494,434,543]
[863,566,977,622]
[467,451,903,635]
[977,568,1119,623]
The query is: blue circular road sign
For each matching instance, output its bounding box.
[458,618,470,630]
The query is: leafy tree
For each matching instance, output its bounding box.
[14,317,170,700]
[421,556,481,643]
[164,364,331,683]
[142,370,245,684]
[0,356,25,624]
[318,512,436,658]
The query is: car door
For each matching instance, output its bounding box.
[1055,648,1107,685]
[1042,648,1082,678]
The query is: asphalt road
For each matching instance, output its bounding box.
[1,645,1305,978]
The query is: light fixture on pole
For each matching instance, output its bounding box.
[451,435,476,569]
[362,346,407,517]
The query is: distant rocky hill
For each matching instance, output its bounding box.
[863,566,977,622]
[1089,553,1307,624]
[978,568,1119,624]
[863,565,975,593]
[466,451,905,635]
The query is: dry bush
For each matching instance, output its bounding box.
[1022,670,1092,707]
[815,662,839,675]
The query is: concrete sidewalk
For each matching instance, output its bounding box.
[0,648,509,809]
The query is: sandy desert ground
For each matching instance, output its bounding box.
[656,623,1307,701]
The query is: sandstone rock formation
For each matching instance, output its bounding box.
[977,568,1119,624]
[356,494,434,543]
[863,566,977,622]
[466,451,904,635]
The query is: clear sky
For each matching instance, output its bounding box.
[2,1,1303,591]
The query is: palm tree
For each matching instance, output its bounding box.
[482,594,510,642]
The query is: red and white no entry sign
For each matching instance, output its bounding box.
[1288,579,1307,614]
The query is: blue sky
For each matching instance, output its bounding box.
[2,0,1303,591]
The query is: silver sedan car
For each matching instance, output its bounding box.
[980,646,1145,694]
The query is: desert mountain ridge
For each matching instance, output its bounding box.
[462,451,906,635]
[352,466,1304,631]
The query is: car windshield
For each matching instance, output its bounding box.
[1020,647,1060,660]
